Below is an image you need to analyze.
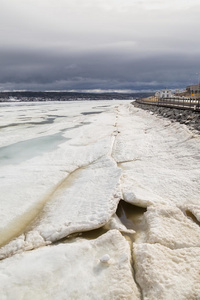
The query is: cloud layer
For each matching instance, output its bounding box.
[1,0,200,91]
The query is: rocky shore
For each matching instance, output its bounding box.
[133,101,200,132]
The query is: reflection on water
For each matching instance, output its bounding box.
[0,133,69,166]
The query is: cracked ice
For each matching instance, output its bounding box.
[1,100,200,299]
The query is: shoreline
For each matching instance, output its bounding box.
[133,101,200,133]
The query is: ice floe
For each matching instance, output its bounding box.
[134,243,200,300]
[0,100,123,258]
[1,100,200,298]
[0,230,140,300]
[137,205,200,249]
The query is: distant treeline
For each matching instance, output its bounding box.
[0,91,154,102]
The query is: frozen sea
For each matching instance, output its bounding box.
[1,100,200,299]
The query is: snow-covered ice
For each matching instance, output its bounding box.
[0,101,122,254]
[137,205,200,249]
[113,105,200,208]
[134,243,200,300]
[1,100,200,299]
[0,230,140,300]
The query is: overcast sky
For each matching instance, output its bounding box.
[1,0,200,92]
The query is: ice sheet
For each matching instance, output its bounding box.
[2,100,200,298]
[2,101,200,254]
[0,101,123,257]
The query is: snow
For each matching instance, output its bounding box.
[0,230,140,300]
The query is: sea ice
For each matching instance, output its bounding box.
[113,105,200,208]
[0,101,123,258]
[1,100,200,299]
[134,243,200,300]
[0,230,140,300]
[137,205,200,249]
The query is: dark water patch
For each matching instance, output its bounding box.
[0,117,55,129]
[0,122,25,129]
[185,210,200,226]
[60,122,91,133]
[29,117,55,125]
[96,105,110,107]
[80,227,108,239]
[60,201,147,244]
[60,124,82,132]
[47,114,67,118]
[81,111,103,115]
[116,200,146,232]
[58,227,109,244]
[0,132,69,166]
[81,121,91,125]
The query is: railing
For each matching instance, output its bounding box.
[136,97,200,111]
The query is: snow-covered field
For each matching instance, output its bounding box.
[1,100,200,299]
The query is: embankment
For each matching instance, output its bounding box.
[133,101,200,132]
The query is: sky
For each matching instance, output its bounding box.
[1,0,200,92]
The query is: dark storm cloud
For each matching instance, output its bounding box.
[1,46,200,91]
[1,0,200,91]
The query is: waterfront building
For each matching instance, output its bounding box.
[155,89,173,98]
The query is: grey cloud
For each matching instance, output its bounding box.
[1,46,200,91]
[1,0,200,91]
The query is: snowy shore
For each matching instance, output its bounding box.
[1,100,200,299]
[134,100,200,132]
